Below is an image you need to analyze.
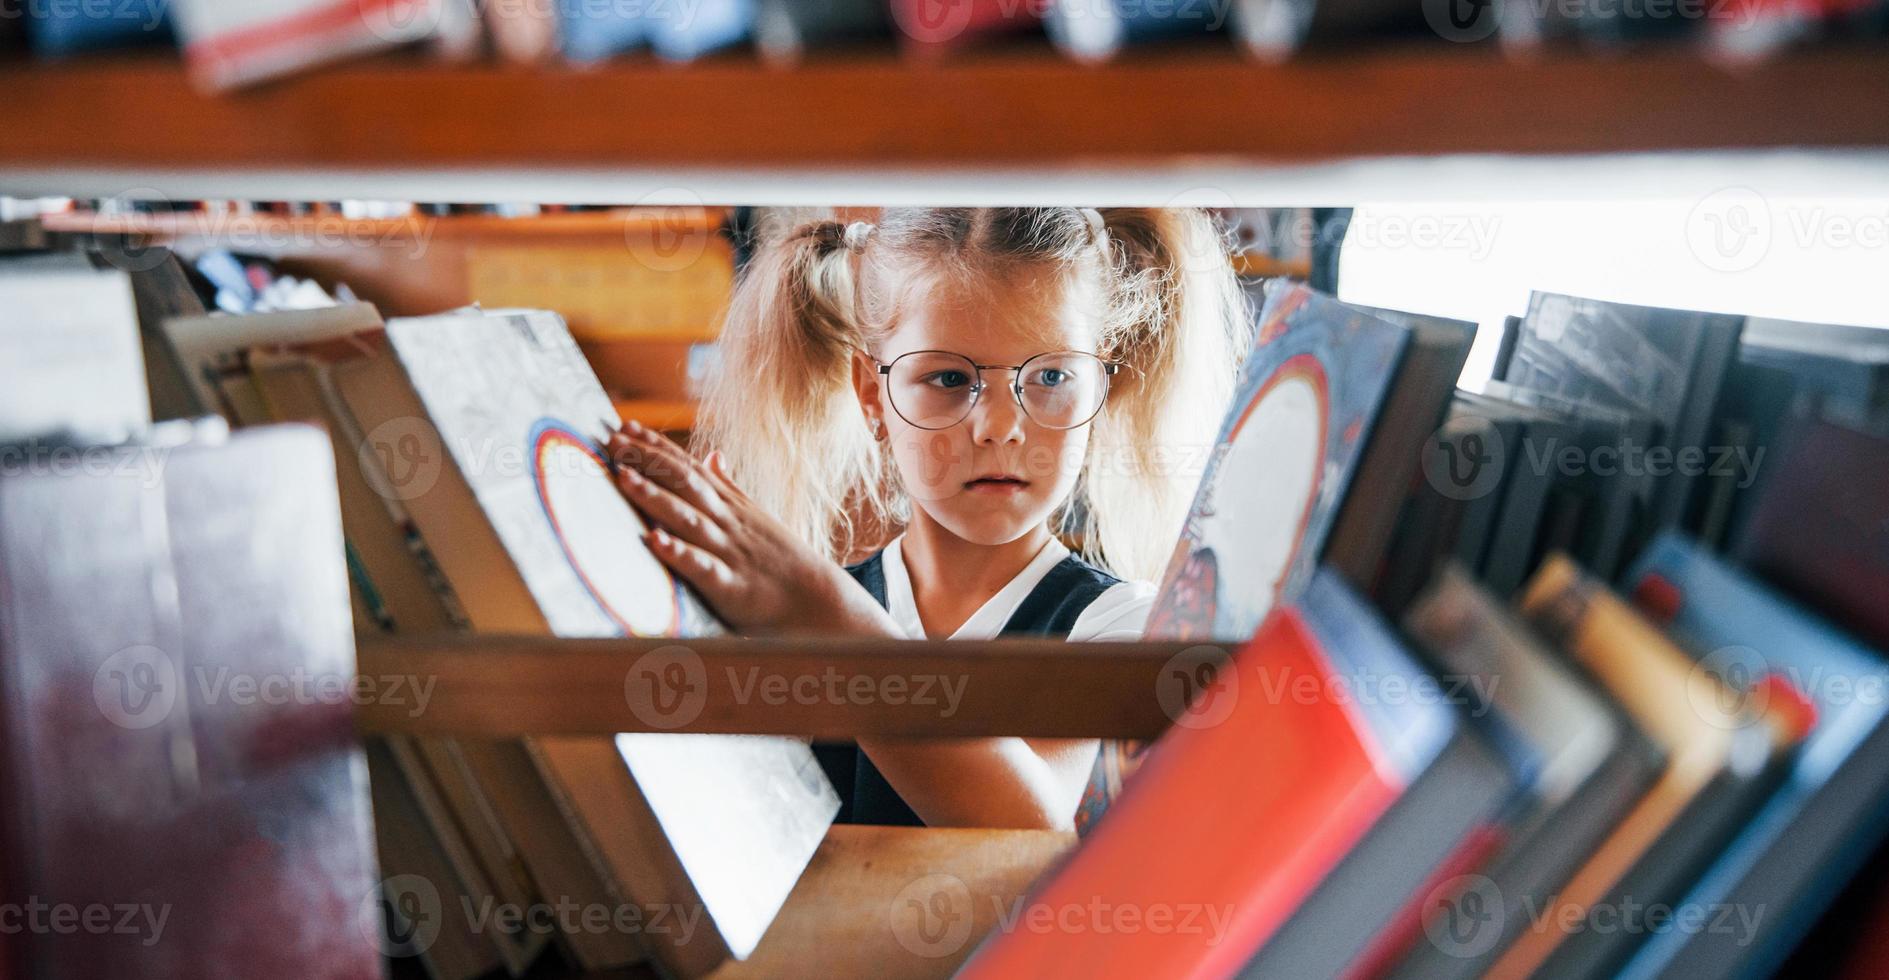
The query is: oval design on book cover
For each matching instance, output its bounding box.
[1153,353,1329,640]
[529,419,683,637]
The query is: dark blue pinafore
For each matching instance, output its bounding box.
[813,548,1124,828]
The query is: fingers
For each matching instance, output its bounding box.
[704,450,754,504]
[644,526,737,606]
[616,466,732,557]
[608,422,736,526]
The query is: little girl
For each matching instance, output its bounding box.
[609,207,1250,831]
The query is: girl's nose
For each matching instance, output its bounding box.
[967,375,1027,446]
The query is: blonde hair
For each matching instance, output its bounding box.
[692,207,1252,582]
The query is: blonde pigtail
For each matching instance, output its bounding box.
[1079,208,1253,582]
[691,220,893,561]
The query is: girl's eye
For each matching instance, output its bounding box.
[922,370,972,389]
[1028,368,1070,388]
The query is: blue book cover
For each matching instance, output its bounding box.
[1046,0,1227,60]
[1619,533,1889,980]
[559,0,652,63]
[28,1,173,55]
[649,0,752,60]
[562,0,751,62]
[1146,282,1410,643]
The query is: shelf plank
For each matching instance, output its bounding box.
[355,634,1230,739]
[613,398,698,432]
[4,49,1889,177]
[37,207,726,236]
[710,825,1074,980]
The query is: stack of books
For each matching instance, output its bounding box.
[964,280,1889,979]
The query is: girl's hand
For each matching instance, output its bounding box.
[606,421,894,638]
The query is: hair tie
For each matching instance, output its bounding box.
[843,221,876,253]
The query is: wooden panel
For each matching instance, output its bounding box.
[355,634,1232,739]
[711,825,1075,980]
[3,50,1889,174]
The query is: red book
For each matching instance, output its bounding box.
[889,0,1041,52]
[960,570,1459,978]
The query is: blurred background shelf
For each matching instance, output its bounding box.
[4,48,1889,179]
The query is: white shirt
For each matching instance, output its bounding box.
[878,533,1157,642]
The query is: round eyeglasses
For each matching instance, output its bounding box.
[875,350,1120,431]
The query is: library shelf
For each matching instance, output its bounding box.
[2,47,1888,204]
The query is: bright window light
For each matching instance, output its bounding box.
[1337,197,1889,390]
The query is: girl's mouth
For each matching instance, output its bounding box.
[964,476,1030,494]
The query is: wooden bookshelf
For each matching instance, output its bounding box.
[357,634,1225,740]
[3,48,1888,177]
[614,398,698,432]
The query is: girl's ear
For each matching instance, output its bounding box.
[849,347,885,437]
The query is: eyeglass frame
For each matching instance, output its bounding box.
[871,348,1122,431]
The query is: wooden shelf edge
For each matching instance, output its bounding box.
[5,48,1889,174]
[355,633,1231,739]
[612,399,698,432]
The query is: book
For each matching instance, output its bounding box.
[1146,284,1469,642]
[1317,302,1473,596]
[649,0,753,60]
[889,0,1043,51]
[1479,378,1660,581]
[961,569,1461,978]
[1045,0,1228,60]
[1239,694,1522,979]
[1391,566,1663,979]
[484,0,561,62]
[0,252,149,444]
[25,0,173,55]
[243,351,546,978]
[559,0,750,61]
[0,426,381,977]
[1739,316,1889,423]
[364,738,508,980]
[170,0,449,91]
[1734,414,1889,651]
[1231,0,1413,60]
[1146,283,1407,640]
[1618,534,1889,980]
[558,0,651,62]
[1498,554,1802,978]
[361,308,840,976]
[754,0,890,61]
[1482,414,1577,597]
[119,250,212,422]
[159,303,385,419]
[1505,291,1745,534]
